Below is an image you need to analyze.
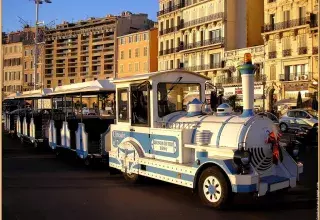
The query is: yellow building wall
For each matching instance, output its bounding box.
[246,0,264,47]
[149,28,158,72]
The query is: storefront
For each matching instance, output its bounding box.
[223,84,265,111]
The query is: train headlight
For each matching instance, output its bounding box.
[233,149,251,166]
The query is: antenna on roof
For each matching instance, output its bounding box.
[18,16,30,28]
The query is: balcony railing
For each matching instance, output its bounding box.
[216,74,267,85]
[180,37,224,51]
[157,2,185,16]
[56,73,65,77]
[262,17,307,33]
[313,47,318,54]
[282,49,291,57]
[298,47,308,55]
[279,73,312,81]
[45,73,52,78]
[184,63,222,72]
[68,73,77,77]
[181,12,224,29]
[159,26,182,36]
[268,51,276,59]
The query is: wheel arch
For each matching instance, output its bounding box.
[193,162,232,191]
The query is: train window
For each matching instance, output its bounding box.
[157,83,201,118]
[117,88,129,122]
[131,82,150,126]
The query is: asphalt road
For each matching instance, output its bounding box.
[2,134,318,220]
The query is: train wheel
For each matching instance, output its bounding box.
[198,167,232,209]
[123,172,140,184]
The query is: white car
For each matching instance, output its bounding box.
[279,109,318,132]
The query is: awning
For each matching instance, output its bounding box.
[274,97,311,107]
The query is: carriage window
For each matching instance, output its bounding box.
[131,83,149,126]
[157,83,201,118]
[117,88,129,122]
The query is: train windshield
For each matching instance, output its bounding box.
[157,83,201,117]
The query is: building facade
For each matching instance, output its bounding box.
[117,27,158,78]
[3,42,23,96]
[43,11,154,88]
[262,0,319,110]
[157,0,264,81]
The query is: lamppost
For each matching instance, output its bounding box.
[33,0,52,90]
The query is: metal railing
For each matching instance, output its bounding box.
[298,47,308,55]
[268,51,277,59]
[180,37,224,51]
[262,17,307,33]
[279,73,312,81]
[183,63,222,72]
[313,47,318,54]
[157,2,185,16]
[282,49,291,57]
[159,26,183,36]
[216,74,267,84]
[181,12,224,29]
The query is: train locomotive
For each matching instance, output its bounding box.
[106,53,303,209]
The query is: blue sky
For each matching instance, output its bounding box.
[3,0,158,32]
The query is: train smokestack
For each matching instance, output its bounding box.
[237,53,256,117]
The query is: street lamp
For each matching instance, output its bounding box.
[33,0,52,91]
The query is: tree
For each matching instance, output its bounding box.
[296,91,303,108]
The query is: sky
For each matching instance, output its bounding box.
[3,0,158,33]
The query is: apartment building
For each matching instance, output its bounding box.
[157,0,264,81]
[43,11,154,88]
[3,42,23,96]
[262,0,319,110]
[117,27,158,78]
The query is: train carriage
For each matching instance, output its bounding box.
[105,54,303,209]
[47,80,116,165]
[14,89,53,148]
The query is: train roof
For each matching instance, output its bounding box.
[17,88,53,99]
[49,79,115,96]
[111,69,211,84]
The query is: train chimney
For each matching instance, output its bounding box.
[237,53,256,117]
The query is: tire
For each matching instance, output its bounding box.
[123,172,140,184]
[198,167,233,209]
[280,123,288,132]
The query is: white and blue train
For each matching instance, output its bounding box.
[3,53,303,209]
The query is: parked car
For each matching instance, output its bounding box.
[279,109,318,132]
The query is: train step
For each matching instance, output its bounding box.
[259,175,290,196]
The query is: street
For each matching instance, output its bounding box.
[2,134,318,220]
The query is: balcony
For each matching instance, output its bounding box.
[313,47,318,54]
[159,26,182,36]
[268,51,277,59]
[282,49,291,57]
[45,73,52,78]
[157,2,185,16]
[56,73,65,77]
[68,73,77,77]
[216,74,267,85]
[279,73,312,82]
[262,18,308,33]
[180,12,224,29]
[298,47,308,55]
[56,63,65,68]
[80,72,88,76]
[180,37,224,51]
[184,63,222,72]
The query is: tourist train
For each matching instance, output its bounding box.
[3,53,303,209]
